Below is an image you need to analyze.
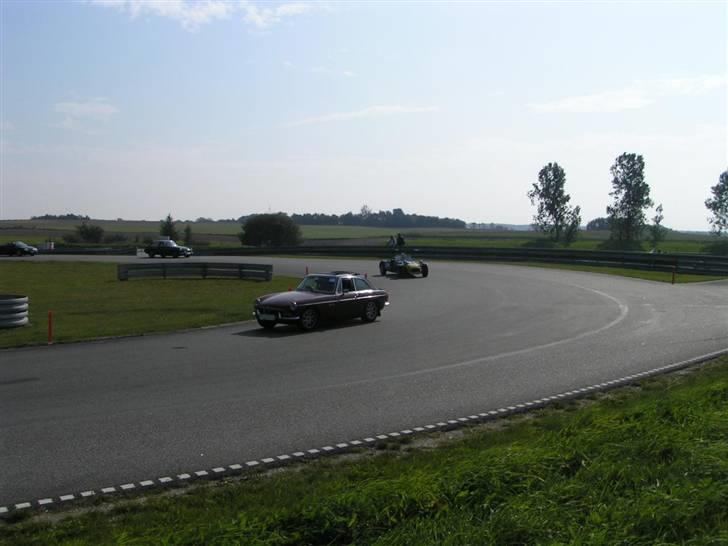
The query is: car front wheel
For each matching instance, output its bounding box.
[379,261,387,276]
[362,301,379,322]
[422,264,429,278]
[298,308,319,331]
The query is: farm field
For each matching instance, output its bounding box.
[0,219,719,253]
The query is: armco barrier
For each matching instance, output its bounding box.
[211,246,728,276]
[118,262,273,281]
[41,245,728,277]
[0,295,29,328]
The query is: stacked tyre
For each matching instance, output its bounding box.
[0,295,29,328]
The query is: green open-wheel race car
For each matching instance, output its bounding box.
[379,253,429,277]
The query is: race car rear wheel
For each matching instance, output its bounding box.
[362,301,378,322]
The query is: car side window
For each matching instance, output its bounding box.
[354,278,372,291]
[341,278,355,293]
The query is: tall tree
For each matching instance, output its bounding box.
[527,162,581,243]
[160,213,179,240]
[649,204,666,250]
[606,153,653,247]
[705,169,728,235]
[562,206,582,246]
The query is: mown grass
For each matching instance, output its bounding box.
[0,262,298,349]
[408,234,708,254]
[2,357,726,545]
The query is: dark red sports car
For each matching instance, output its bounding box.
[254,272,389,331]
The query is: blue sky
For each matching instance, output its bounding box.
[1,1,725,230]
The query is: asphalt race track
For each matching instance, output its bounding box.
[1,256,727,507]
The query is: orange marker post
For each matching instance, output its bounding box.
[48,310,54,345]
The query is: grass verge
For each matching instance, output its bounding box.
[0,262,298,349]
[1,357,726,545]
[510,262,728,283]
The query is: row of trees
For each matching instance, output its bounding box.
[159,213,193,245]
[528,152,728,249]
[62,214,194,245]
[290,207,465,229]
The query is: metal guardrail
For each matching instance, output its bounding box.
[117,262,273,281]
[40,245,728,277]
[212,246,728,276]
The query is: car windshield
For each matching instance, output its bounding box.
[296,275,338,294]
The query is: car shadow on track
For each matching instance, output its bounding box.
[234,319,380,338]
[375,274,426,281]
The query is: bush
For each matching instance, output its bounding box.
[103,234,128,244]
[76,221,105,243]
[240,213,302,247]
[702,238,728,255]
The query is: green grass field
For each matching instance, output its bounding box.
[0,262,298,348]
[2,357,726,545]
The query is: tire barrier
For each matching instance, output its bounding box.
[0,295,29,328]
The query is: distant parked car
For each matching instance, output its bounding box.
[0,241,38,256]
[379,253,429,277]
[254,272,389,331]
[144,239,193,258]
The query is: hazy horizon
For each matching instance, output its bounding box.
[1,1,726,231]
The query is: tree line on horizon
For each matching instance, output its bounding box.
[288,207,466,229]
[30,159,728,250]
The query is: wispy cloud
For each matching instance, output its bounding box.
[285,105,438,128]
[89,1,314,30]
[529,74,727,113]
[311,66,357,78]
[54,98,118,132]
[243,1,314,29]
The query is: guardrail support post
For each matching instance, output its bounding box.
[48,310,54,345]
[672,265,676,285]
